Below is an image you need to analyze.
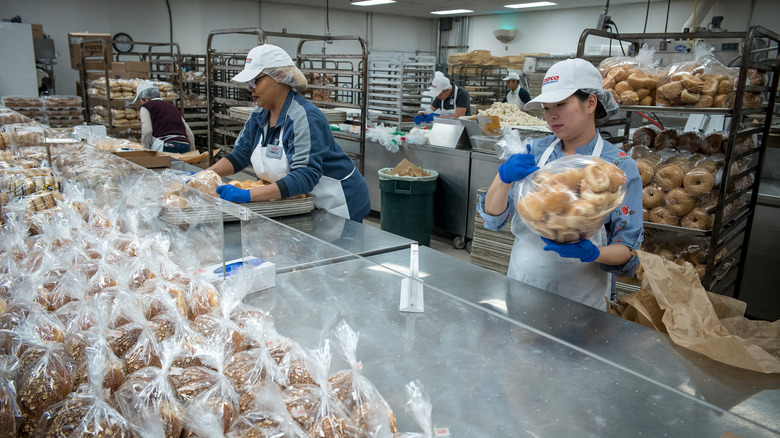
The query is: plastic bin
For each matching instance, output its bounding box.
[378,168,439,246]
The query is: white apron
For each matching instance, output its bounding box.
[250,122,352,219]
[505,89,523,109]
[507,134,612,310]
[151,134,188,153]
[439,86,459,116]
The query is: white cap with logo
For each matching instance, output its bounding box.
[502,72,520,81]
[523,58,603,111]
[231,44,296,83]
[424,71,452,98]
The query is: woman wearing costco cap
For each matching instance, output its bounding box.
[478,58,643,310]
[205,44,370,222]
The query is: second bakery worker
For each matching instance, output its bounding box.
[207,44,371,222]
[423,71,471,117]
[502,72,531,109]
[135,82,195,153]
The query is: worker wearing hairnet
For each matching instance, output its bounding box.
[134,82,195,153]
[502,71,531,109]
[422,71,471,118]
[205,44,371,222]
[478,58,643,310]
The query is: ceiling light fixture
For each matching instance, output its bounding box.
[351,0,396,6]
[431,9,474,15]
[505,1,556,9]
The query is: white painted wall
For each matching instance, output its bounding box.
[468,0,779,57]
[2,0,436,95]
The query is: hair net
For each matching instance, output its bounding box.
[580,88,619,126]
[137,85,161,100]
[265,65,308,91]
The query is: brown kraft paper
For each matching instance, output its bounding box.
[608,250,780,374]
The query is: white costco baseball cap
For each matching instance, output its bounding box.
[424,71,451,98]
[231,44,295,83]
[523,58,603,111]
[502,72,520,81]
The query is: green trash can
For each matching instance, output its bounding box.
[378,168,439,246]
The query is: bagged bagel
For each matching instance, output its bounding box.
[656,41,735,108]
[598,44,659,106]
[516,155,627,243]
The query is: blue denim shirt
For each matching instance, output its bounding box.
[478,134,644,286]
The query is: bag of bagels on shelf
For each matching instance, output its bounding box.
[656,41,735,108]
[516,155,627,243]
[598,43,660,106]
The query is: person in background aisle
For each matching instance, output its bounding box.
[135,82,195,153]
[422,71,471,118]
[502,71,531,110]
[478,58,643,310]
[204,44,371,222]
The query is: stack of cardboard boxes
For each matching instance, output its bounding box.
[69,32,151,96]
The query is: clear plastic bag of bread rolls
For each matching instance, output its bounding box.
[597,44,659,105]
[228,382,308,437]
[0,355,21,438]
[656,41,735,108]
[114,361,186,438]
[330,320,398,435]
[516,155,627,243]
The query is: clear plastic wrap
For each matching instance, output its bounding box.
[656,42,734,108]
[516,155,627,243]
[394,380,433,438]
[227,383,308,437]
[330,320,397,436]
[598,44,659,106]
[0,355,20,438]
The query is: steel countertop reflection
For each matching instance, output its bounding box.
[365,246,780,435]
[245,255,779,436]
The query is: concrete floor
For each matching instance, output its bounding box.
[362,215,472,262]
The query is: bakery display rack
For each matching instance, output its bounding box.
[367,53,435,130]
[79,39,184,141]
[576,26,780,298]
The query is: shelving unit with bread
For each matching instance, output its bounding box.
[577,26,780,298]
[179,54,209,150]
[79,40,184,141]
[450,64,509,108]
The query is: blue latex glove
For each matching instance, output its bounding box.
[541,237,600,263]
[498,146,538,184]
[216,184,251,203]
[413,113,439,125]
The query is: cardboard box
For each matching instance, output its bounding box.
[125,61,151,73]
[31,24,43,39]
[110,71,149,79]
[114,150,171,168]
[84,60,107,71]
[68,32,112,69]
[111,62,126,72]
[194,257,277,292]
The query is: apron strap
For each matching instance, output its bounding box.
[537,133,604,167]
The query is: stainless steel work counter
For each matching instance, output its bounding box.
[367,246,780,434]
[245,251,780,436]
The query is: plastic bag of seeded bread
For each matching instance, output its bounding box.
[656,41,735,108]
[329,320,397,435]
[598,43,659,106]
[515,155,627,243]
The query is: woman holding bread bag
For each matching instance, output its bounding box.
[478,58,644,310]
[204,44,371,222]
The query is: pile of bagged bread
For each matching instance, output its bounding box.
[598,42,766,108]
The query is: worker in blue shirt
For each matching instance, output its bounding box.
[479,59,643,310]
[206,44,370,222]
[501,72,531,109]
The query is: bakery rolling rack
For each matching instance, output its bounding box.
[576,26,780,299]
[367,53,436,131]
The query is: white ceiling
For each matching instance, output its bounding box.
[277,0,662,19]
